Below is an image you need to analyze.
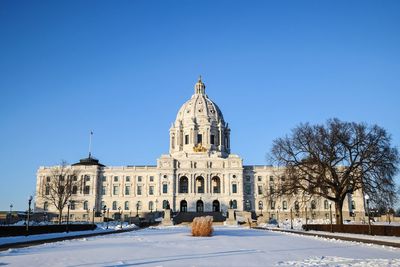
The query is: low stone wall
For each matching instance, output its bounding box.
[0,224,97,237]
[303,224,400,237]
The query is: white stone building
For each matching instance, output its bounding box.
[35,78,365,223]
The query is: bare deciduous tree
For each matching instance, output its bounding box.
[40,161,81,224]
[269,118,399,224]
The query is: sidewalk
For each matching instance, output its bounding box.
[254,226,400,248]
[0,225,139,251]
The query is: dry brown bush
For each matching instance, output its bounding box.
[191,216,213,237]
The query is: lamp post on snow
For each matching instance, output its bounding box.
[365,194,372,235]
[290,208,293,230]
[277,206,281,228]
[329,202,333,233]
[26,196,33,235]
[9,204,13,226]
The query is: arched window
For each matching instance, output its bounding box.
[112,201,117,210]
[179,176,189,193]
[100,201,106,210]
[282,201,288,210]
[83,201,88,210]
[232,200,237,209]
[163,200,169,209]
[258,201,263,210]
[212,176,221,193]
[124,201,129,210]
[196,176,205,193]
[324,200,329,210]
[351,200,356,210]
[70,201,75,210]
[149,201,154,211]
[311,200,316,210]
[180,200,187,212]
[43,202,48,211]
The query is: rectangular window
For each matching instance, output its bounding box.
[269,186,274,194]
[269,176,274,182]
[149,176,154,182]
[197,134,202,144]
[270,201,275,210]
[257,176,262,182]
[210,135,215,145]
[137,185,142,195]
[232,184,237,194]
[102,176,106,182]
[113,185,119,195]
[125,186,130,195]
[163,184,168,194]
[185,135,189,145]
[84,185,90,195]
[126,176,130,182]
[258,186,263,195]
[84,175,90,182]
[45,186,50,195]
[101,186,106,195]
[114,176,119,182]
[138,176,142,182]
[46,176,51,182]
[149,186,154,195]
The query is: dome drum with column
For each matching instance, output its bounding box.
[169,77,231,158]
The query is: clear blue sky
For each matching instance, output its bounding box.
[0,1,399,211]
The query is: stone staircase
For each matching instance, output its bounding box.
[173,212,226,224]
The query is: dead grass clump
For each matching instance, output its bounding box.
[191,216,214,237]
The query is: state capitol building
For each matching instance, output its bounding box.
[35,78,364,223]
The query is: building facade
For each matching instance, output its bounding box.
[35,78,365,223]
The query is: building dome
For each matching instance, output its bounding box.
[169,77,231,158]
[175,77,225,126]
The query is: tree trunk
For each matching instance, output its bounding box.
[58,210,63,225]
[335,200,344,225]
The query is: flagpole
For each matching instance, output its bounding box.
[89,131,93,158]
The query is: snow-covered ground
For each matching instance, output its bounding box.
[0,226,399,266]
[0,222,137,246]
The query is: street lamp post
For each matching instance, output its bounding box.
[107,208,110,229]
[9,204,13,226]
[305,206,308,229]
[365,194,372,235]
[329,202,333,233]
[290,208,293,230]
[118,207,122,229]
[26,196,33,235]
[66,200,71,233]
[92,207,95,228]
[277,206,281,228]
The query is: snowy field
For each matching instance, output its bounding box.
[0,226,399,267]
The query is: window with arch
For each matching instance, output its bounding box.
[70,201,76,210]
[311,200,317,210]
[72,185,78,195]
[212,176,221,193]
[83,201,88,210]
[43,201,48,211]
[270,201,276,210]
[351,200,356,210]
[294,201,300,211]
[112,201,117,210]
[324,200,329,210]
[124,201,129,210]
[196,176,205,193]
[101,201,105,209]
[282,201,288,210]
[162,200,169,209]
[149,201,154,211]
[232,200,238,209]
[179,176,188,193]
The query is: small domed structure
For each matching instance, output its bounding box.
[170,77,231,158]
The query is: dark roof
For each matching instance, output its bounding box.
[72,156,105,167]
